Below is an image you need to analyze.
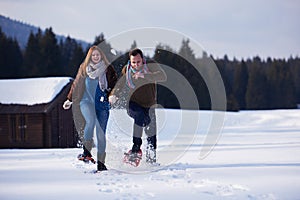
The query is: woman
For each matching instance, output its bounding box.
[63,45,118,171]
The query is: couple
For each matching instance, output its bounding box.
[63,46,166,172]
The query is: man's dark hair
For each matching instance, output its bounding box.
[129,48,144,59]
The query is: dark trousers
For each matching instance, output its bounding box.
[128,101,157,151]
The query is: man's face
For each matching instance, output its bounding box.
[130,54,143,70]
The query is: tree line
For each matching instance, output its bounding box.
[0,27,299,111]
[216,55,299,110]
[0,27,86,78]
[151,40,299,111]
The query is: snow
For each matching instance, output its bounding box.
[0,77,72,105]
[0,109,300,200]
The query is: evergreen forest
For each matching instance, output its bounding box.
[0,27,299,111]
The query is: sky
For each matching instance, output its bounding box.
[0,0,299,59]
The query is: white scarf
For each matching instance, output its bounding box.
[86,60,108,91]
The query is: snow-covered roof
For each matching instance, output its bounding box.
[0,77,72,105]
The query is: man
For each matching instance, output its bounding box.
[110,48,166,163]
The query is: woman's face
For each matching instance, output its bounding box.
[91,49,101,64]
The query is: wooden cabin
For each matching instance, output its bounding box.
[0,77,77,148]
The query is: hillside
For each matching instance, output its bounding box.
[0,15,89,50]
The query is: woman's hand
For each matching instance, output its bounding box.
[63,99,73,110]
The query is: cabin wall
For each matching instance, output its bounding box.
[0,113,44,148]
[0,81,77,148]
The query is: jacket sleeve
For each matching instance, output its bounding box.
[110,66,126,97]
[107,65,118,96]
[67,64,83,101]
[144,63,167,83]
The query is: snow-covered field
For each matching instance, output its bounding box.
[0,109,299,200]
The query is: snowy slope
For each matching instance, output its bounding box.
[0,109,299,200]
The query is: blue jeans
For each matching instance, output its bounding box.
[95,84,110,155]
[80,77,98,142]
[80,100,97,142]
[95,108,109,154]
[80,100,108,155]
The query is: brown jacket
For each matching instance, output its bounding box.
[113,62,166,108]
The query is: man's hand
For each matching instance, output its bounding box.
[133,71,145,79]
[109,95,118,104]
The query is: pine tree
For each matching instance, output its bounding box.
[22,30,42,77]
[266,59,296,109]
[130,40,137,50]
[0,28,23,78]
[93,33,105,45]
[93,33,115,63]
[68,45,84,77]
[39,27,61,76]
[178,39,195,63]
[153,45,180,109]
[9,38,23,77]
[233,60,248,110]
[60,36,84,77]
[246,63,269,109]
[289,57,300,104]
[214,56,238,111]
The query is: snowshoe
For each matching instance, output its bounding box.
[123,149,142,167]
[77,153,96,164]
